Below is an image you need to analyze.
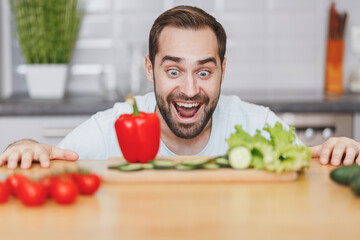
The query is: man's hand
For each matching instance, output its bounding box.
[310,137,360,166]
[0,139,79,169]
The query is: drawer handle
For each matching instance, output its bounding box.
[42,128,73,138]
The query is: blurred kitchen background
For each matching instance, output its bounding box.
[1,0,360,151]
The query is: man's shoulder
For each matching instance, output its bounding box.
[217,94,269,117]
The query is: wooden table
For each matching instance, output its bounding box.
[0,159,359,240]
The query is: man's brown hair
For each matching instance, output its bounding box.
[148,5,227,66]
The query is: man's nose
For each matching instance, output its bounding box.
[180,73,199,98]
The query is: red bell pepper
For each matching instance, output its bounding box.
[114,95,160,163]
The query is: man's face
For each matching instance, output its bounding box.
[145,26,226,139]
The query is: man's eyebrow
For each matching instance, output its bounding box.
[160,55,183,66]
[197,57,217,66]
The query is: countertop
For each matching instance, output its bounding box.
[1,90,360,116]
[0,159,359,240]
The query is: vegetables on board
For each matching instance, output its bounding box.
[228,146,252,169]
[118,163,144,171]
[109,122,310,173]
[215,157,230,167]
[181,158,211,168]
[227,122,311,173]
[114,95,161,163]
[153,160,176,169]
[0,181,10,204]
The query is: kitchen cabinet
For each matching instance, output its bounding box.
[0,115,90,151]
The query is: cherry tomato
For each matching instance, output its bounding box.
[5,174,28,196]
[73,173,101,195]
[0,181,10,204]
[40,175,55,198]
[50,175,78,205]
[17,180,47,206]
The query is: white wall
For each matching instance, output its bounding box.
[8,0,360,97]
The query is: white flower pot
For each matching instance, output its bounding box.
[26,64,68,99]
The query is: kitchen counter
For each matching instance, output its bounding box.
[230,90,360,113]
[1,90,360,116]
[0,94,121,116]
[0,159,359,240]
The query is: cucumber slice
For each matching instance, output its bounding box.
[330,164,360,185]
[108,162,129,170]
[142,163,154,169]
[175,164,197,171]
[181,158,211,167]
[119,163,143,171]
[228,146,252,169]
[153,160,175,169]
[202,163,220,170]
[215,157,230,167]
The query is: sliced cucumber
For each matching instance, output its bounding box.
[142,163,154,169]
[175,164,197,171]
[228,146,252,169]
[108,162,129,170]
[153,160,175,169]
[181,158,211,167]
[215,157,230,167]
[119,163,143,171]
[202,163,220,170]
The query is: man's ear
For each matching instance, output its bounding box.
[145,55,154,83]
[220,57,227,84]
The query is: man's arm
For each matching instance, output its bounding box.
[0,139,78,169]
[310,137,360,166]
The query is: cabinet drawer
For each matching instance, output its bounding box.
[0,116,90,151]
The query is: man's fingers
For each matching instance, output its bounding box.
[0,153,8,167]
[309,145,322,157]
[356,154,360,165]
[20,149,34,169]
[50,147,79,161]
[319,140,336,165]
[7,150,21,169]
[330,143,346,166]
[343,144,358,166]
[38,150,50,168]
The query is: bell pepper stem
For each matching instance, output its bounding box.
[126,95,140,116]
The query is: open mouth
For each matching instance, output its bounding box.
[173,101,202,119]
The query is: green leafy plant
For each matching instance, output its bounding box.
[10,0,83,64]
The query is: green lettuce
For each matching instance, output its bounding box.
[226,122,311,173]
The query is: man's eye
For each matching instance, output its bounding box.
[167,69,180,77]
[198,70,210,78]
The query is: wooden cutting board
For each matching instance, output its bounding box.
[95,156,299,183]
[0,156,300,183]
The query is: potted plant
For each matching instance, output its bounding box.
[10,0,83,99]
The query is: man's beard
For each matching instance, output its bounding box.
[154,80,220,139]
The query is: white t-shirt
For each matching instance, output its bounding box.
[57,92,298,160]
